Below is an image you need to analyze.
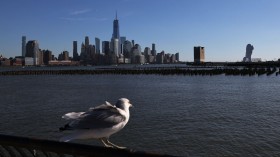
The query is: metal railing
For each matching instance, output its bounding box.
[0,134,178,157]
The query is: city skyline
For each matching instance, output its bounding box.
[0,0,280,62]
[5,14,178,66]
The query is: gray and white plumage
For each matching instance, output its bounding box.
[59,98,133,149]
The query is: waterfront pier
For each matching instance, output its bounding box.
[0,134,177,157]
[0,66,279,76]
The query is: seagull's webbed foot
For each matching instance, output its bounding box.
[100,138,114,148]
[106,138,126,149]
[100,137,126,149]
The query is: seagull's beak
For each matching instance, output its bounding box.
[130,104,133,108]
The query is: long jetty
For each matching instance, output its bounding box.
[0,67,279,76]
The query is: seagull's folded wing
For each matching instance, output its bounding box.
[62,112,85,120]
[68,105,126,130]
[89,101,114,110]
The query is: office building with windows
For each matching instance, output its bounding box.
[194,46,205,63]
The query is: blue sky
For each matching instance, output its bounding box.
[0,0,279,61]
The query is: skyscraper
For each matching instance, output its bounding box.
[131,44,142,64]
[112,38,119,56]
[95,38,100,54]
[85,36,89,47]
[102,41,110,55]
[112,12,120,40]
[81,36,96,64]
[243,44,254,62]
[22,36,26,57]
[144,47,151,56]
[26,40,40,65]
[120,37,126,54]
[73,41,79,61]
[123,40,132,58]
[151,43,156,56]
[144,47,152,63]
[175,53,179,62]
[111,12,121,56]
[120,37,126,44]
[194,46,205,63]
[43,50,52,65]
[62,51,69,60]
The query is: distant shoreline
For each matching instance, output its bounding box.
[1,62,280,76]
[0,65,279,76]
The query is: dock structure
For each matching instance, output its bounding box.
[0,67,279,76]
[0,134,178,157]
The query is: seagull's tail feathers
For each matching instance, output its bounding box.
[62,112,85,120]
[59,134,74,142]
[59,131,89,142]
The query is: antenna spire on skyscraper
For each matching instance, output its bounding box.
[116,10,118,20]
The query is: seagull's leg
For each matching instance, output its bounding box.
[105,138,126,149]
[99,138,113,148]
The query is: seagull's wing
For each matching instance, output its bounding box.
[62,112,85,120]
[89,101,114,110]
[65,103,126,130]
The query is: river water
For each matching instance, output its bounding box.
[0,74,280,156]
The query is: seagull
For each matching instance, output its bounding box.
[59,98,133,149]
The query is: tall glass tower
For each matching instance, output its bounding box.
[73,41,78,61]
[95,38,100,54]
[22,36,26,57]
[112,12,120,40]
[111,12,120,56]
[85,36,89,47]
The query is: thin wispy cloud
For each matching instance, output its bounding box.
[61,9,107,22]
[60,17,108,21]
[70,9,91,15]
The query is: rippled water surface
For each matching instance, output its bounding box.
[1,74,280,156]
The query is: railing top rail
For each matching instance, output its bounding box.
[0,134,179,157]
